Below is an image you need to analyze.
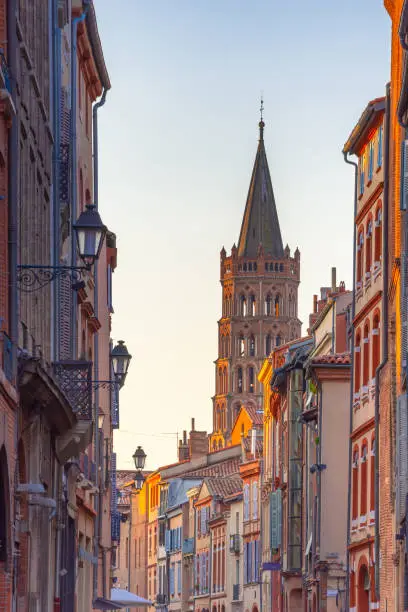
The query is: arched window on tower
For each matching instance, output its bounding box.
[355,330,361,393]
[239,335,245,357]
[372,313,380,377]
[374,206,382,264]
[223,367,228,394]
[237,368,243,393]
[275,295,280,317]
[360,442,368,518]
[365,219,372,276]
[265,334,272,356]
[363,322,370,387]
[265,294,272,316]
[249,335,255,357]
[248,367,255,393]
[276,335,281,347]
[352,447,359,521]
[218,369,222,394]
[288,294,293,317]
[250,295,256,316]
[240,295,247,317]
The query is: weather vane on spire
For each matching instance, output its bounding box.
[260,97,264,122]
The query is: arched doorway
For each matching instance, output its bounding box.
[358,565,370,612]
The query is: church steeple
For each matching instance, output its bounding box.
[237,107,284,259]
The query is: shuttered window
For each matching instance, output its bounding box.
[243,484,250,521]
[368,140,374,181]
[252,481,258,519]
[377,125,383,168]
[270,489,282,549]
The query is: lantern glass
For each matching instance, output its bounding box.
[111,340,132,385]
[73,204,107,265]
[133,446,146,470]
[134,470,145,491]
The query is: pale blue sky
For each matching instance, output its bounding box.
[95,1,391,470]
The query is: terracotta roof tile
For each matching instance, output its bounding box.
[184,458,240,479]
[206,476,243,499]
[244,404,263,426]
[242,438,264,453]
[311,352,351,365]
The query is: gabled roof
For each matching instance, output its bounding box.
[183,457,240,479]
[167,478,203,510]
[310,352,351,366]
[343,97,385,156]
[237,120,284,258]
[205,476,243,499]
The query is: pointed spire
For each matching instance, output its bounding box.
[237,103,284,259]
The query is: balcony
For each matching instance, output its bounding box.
[182,537,194,555]
[229,533,241,554]
[233,584,241,601]
[53,360,92,420]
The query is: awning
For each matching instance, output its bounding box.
[110,588,152,608]
[93,597,123,610]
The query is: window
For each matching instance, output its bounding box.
[368,140,374,181]
[357,230,364,285]
[265,294,272,316]
[237,367,243,393]
[374,206,382,263]
[243,484,250,521]
[170,563,175,596]
[359,151,366,195]
[239,335,245,357]
[249,335,255,357]
[240,295,247,316]
[370,437,375,512]
[354,331,361,393]
[276,335,281,347]
[352,448,359,520]
[365,220,372,274]
[252,481,258,519]
[248,367,255,393]
[363,323,370,387]
[266,334,272,355]
[177,561,181,595]
[377,125,383,167]
[250,294,256,316]
[274,295,280,317]
[360,443,368,517]
[372,313,380,376]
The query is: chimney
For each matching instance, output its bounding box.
[313,294,318,314]
[331,267,337,294]
[178,430,190,462]
[251,429,257,458]
[189,427,208,460]
[191,418,195,432]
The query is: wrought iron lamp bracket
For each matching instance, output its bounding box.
[91,380,120,392]
[17,264,90,292]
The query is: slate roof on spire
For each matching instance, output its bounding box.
[237,119,284,259]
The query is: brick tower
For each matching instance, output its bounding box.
[210,112,301,450]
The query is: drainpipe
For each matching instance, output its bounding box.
[92,86,107,602]
[70,1,89,360]
[373,82,390,602]
[342,145,358,610]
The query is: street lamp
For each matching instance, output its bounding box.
[73,204,107,266]
[111,341,132,387]
[17,204,107,292]
[133,446,147,471]
[134,470,145,492]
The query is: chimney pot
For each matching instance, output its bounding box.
[191,418,195,431]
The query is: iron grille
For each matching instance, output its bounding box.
[59,143,70,203]
[53,360,92,419]
[233,584,240,601]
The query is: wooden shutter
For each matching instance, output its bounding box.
[244,484,249,521]
[252,481,258,519]
[402,140,408,211]
[377,125,383,167]
[397,395,408,522]
[270,489,282,549]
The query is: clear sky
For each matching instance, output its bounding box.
[95,0,391,471]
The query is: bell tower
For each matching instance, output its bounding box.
[210,109,301,450]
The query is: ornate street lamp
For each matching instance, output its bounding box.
[111,341,132,387]
[17,204,107,292]
[73,204,107,265]
[134,470,145,492]
[133,446,146,471]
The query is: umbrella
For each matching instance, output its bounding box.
[109,588,152,608]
